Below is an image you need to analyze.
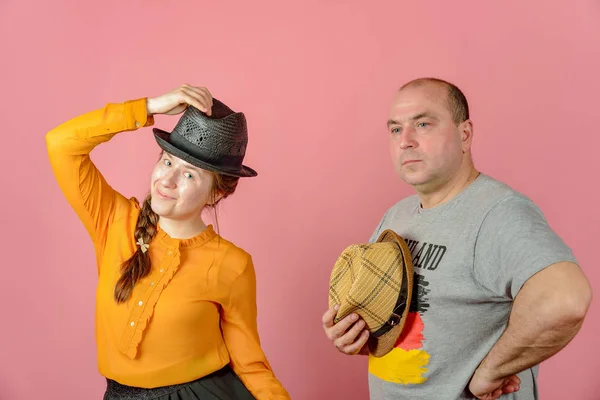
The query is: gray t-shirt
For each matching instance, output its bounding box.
[367,174,577,400]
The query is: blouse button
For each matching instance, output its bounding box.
[150,282,155,286]
[130,321,135,327]
[160,269,164,273]
[138,301,143,306]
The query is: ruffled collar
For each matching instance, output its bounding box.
[154,223,217,249]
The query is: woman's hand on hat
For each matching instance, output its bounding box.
[146,84,214,117]
[322,304,370,356]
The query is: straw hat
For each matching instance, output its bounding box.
[328,229,414,357]
[153,99,257,178]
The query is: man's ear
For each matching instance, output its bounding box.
[460,119,474,153]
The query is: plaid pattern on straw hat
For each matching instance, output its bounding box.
[328,229,414,357]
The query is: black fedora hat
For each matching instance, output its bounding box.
[153,98,257,178]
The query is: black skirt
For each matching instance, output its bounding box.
[103,365,256,400]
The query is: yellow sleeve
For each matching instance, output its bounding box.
[45,98,154,263]
[221,255,291,400]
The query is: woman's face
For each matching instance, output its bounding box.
[150,152,215,221]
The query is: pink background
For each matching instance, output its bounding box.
[1,1,599,399]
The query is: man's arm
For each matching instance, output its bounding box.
[470,261,592,398]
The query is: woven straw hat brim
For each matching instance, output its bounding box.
[328,229,414,358]
[369,230,414,357]
[153,128,257,178]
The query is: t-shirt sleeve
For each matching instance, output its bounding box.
[473,195,578,299]
[369,207,392,243]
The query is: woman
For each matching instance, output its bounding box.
[46,84,290,400]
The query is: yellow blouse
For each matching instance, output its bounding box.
[46,98,290,399]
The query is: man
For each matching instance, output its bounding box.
[322,78,592,400]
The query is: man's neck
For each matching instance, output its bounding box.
[418,166,480,209]
[158,216,208,239]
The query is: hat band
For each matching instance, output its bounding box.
[371,259,409,338]
[170,132,245,170]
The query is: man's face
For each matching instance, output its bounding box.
[387,83,472,192]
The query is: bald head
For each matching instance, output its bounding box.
[399,78,469,125]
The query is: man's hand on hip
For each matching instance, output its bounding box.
[469,368,520,400]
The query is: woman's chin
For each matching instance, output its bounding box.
[150,199,172,217]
